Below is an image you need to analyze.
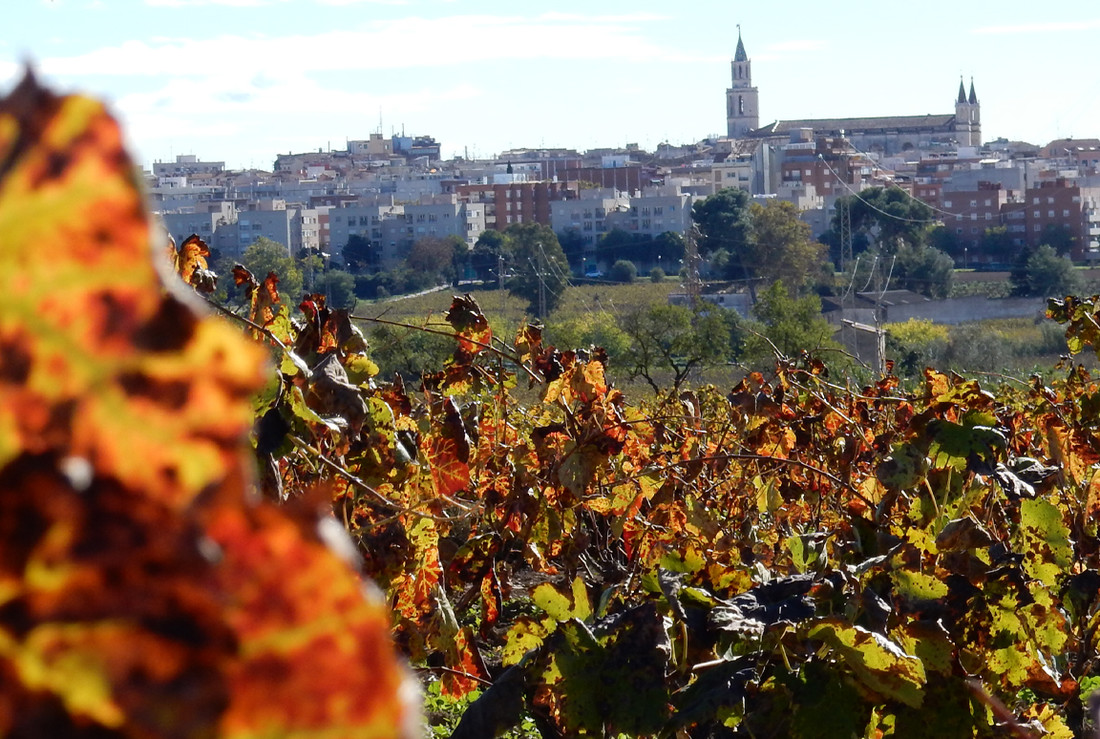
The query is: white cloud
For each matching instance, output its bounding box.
[110,69,482,140]
[973,19,1100,34]
[34,12,703,80]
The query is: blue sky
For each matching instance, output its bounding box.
[4,1,1098,171]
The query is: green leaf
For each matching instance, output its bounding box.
[1017,498,1073,588]
[807,620,926,708]
[278,348,310,378]
[343,352,379,385]
[877,442,929,490]
[532,576,591,623]
[659,546,706,575]
[754,475,782,516]
[927,420,1005,472]
[501,618,550,667]
[891,568,949,601]
[786,533,826,573]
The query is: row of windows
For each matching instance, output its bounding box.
[943,199,995,208]
[1031,195,1084,204]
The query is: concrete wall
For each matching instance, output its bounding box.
[886,296,1047,325]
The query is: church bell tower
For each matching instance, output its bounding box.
[726,26,759,138]
[954,77,981,147]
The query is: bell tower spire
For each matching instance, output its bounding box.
[726,25,759,138]
[954,76,981,147]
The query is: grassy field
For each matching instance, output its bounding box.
[350,277,1092,395]
[352,279,684,337]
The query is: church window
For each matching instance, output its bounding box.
[738,96,744,115]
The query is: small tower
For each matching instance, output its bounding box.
[726,26,759,138]
[954,77,981,147]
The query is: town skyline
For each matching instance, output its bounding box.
[4,1,1100,171]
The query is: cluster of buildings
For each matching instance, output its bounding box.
[155,30,1100,273]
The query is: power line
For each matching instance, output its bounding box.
[818,154,941,225]
[819,145,1008,224]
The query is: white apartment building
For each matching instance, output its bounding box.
[549,188,631,250]
[613,184,697,239]
[327,195,485,270]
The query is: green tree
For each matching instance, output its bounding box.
[928,225,962,260]
[893,243,954,298]
[407,235,462,284]
[885,318,949,376]
[341,234,375,274]
[745,281,837,362]
[557,227,587,269]
[324,268,357,310]
[748,200,826,295]
[691,187,753,280]
[978,226,1014,263]
[503,222,570,318]
[545,312,631,367]
[831,187,935,253]
[368,324,454,381]
[652,231,686,264]
[471,229,506,282]
[609,259,637,283]
[1011,244,1082,297]
[620,304,731,392]
[1039,224,1075,255]
[240,236,304,303]
[595,228,643,264]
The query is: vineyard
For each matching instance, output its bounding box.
[6,75,1100,738]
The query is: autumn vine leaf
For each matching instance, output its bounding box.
[0,71,414,737]
[171,233,218,293]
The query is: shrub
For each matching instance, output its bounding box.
[609,259,637,283]
[886,319,949,376]
[649,267,665,283]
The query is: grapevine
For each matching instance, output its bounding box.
[8,71,1100,739]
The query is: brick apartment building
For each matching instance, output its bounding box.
[455,180,577,231]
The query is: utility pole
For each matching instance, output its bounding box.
[839,197,853,272]
[536,243,547,318]
[685,225,702,311]
[498,253,505,318]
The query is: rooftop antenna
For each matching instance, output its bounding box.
[378,107,383,136]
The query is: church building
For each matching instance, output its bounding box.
[727,30,981,154]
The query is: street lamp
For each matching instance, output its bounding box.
[320,252,331,301]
